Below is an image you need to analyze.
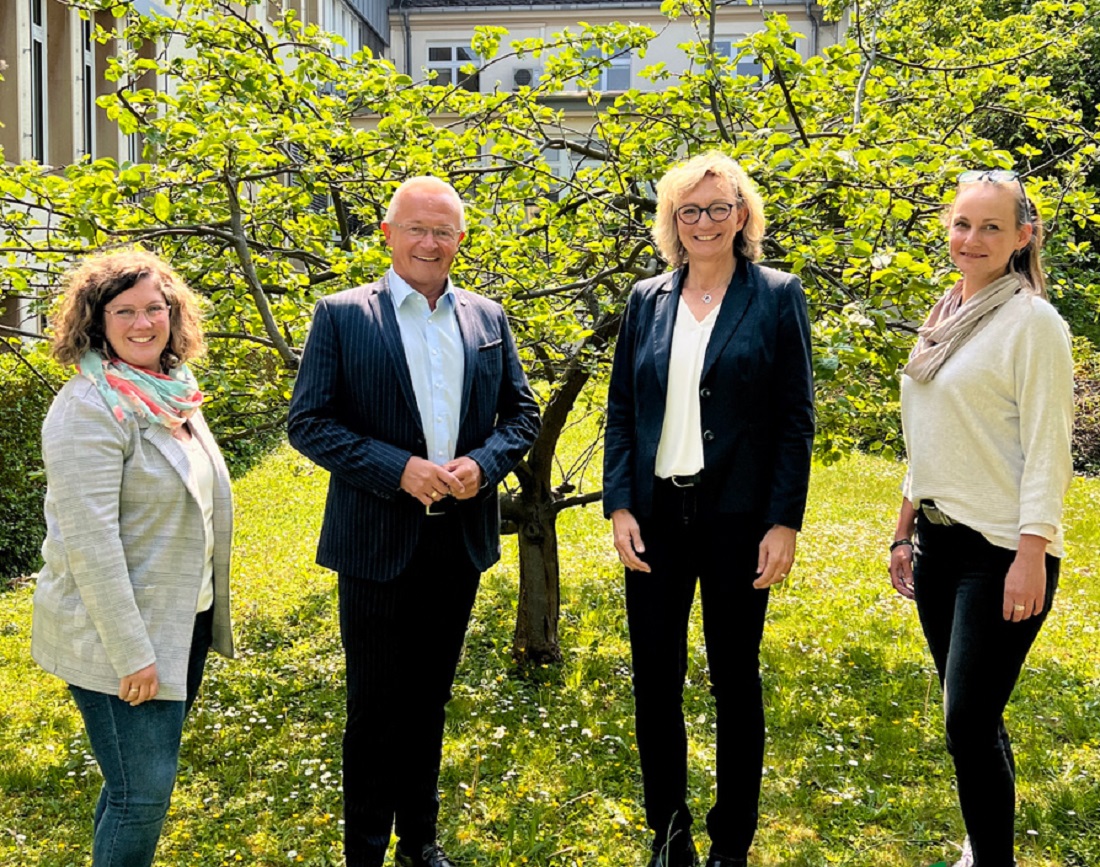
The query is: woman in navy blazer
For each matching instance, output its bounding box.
[604,152,814,867]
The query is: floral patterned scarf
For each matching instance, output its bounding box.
[79,350,203,430]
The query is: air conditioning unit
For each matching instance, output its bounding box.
[512,67,541,90]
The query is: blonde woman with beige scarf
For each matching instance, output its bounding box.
[889,171,1073,867]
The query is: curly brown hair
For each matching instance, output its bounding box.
[50,249,205,370]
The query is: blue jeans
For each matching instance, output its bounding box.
[68,608,213,867]
[913,518,1058,867]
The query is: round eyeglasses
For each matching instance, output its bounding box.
[675,202,737,225]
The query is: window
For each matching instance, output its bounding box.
[714,38,764,80]
[322,0,361,58]
[582,47,631,92]
[426,44,480,92]
[30,0,46,162]
[82,18,95,158]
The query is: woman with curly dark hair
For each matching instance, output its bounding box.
[32,248,235,866]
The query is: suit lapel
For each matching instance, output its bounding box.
[701,260,758,381]
[452,288,479,425]
[371,275,422,424]
[653,270,683,397]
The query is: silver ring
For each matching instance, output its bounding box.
[1013,604,1026,611]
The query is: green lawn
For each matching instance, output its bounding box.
[1,448,1097,866]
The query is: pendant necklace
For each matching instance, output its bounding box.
[702,293,713,304]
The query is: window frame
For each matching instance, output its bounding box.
[425,42,482,92]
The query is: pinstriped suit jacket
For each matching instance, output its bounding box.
[287,275,540,581]
[31,375,235,701]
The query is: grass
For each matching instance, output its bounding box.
[1,446,1098,866]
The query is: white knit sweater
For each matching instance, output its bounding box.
[901,291,1074,556]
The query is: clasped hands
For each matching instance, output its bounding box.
[399,455,483,506]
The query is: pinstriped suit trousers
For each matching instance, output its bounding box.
[337,514,480,866]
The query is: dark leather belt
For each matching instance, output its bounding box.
[425,496,458,516]
[919,500,957,526]
[668,473,702,488]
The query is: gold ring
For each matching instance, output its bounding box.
[431,491,440,500]
[1013,604,1026,611]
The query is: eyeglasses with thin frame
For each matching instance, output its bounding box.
[104,303,171,323]
[957,169,1033,222]
[393,223,461,243]
[958,168,1027,198]
[675,202,737,225]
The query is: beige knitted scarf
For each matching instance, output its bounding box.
[903,273,1025,382]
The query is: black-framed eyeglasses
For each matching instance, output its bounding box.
[675,202,737,224]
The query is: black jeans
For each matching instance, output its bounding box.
[626,480,772,858]
[337,515,481,867]
[913,517,1059,867]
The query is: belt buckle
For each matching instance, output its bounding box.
[425,499,449,516]
[921,501,955,526]
[670,474,698,488]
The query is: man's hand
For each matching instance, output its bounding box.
[442,456,484,500]
[400,456,463,506]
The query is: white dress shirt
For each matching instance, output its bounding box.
[388,268,465,465]
[655,297,722,478]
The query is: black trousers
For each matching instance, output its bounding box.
[337,514,481,867]
[914,517,1058,867]
[626,480,772,858]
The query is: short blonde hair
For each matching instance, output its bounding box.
[652,151,765,267]
[51,249,205,369]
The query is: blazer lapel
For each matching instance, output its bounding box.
[653,270,683,397]
[140,422,202,503]
[371,275,422,423]
[701,260,758,381]
[452,288,479,425]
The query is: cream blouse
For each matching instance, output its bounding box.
[655,297,722,478]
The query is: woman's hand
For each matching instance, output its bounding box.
[755,525,796,589]
[611,509,650,573]
[1003,535,1048,621]
[889,542,915,599]
[890,498,918,600]
[118,663,159,706]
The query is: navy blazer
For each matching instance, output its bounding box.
[288,275,540,581]
[603,260,815,529]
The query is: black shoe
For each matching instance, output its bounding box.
[704,853,747,867]
[646,831,698,867]
[394,841,456,867]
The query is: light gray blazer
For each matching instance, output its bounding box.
[31,375,234,701]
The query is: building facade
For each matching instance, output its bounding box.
[0,0,388,332]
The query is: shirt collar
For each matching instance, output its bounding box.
[388,267,457,310]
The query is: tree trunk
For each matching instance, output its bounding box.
[511,480,563,665]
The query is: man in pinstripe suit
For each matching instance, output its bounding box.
[288,177,540,867]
